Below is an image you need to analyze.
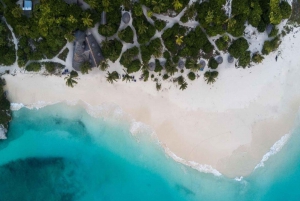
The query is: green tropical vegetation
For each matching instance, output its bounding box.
[0,0,293,90]
[0,78,11,131]
[65,70,78,88]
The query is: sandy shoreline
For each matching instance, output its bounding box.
[2,27,300,178]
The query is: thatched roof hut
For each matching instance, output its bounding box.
[148,62,155,71]
[228,55,234,63]
[122,12,131,24]
[216,56,223,64]
[178,60,185,69]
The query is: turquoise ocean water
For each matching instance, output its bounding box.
[0,103,300,201]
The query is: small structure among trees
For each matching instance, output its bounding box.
[22,0,32,10]
[72,30,104,71]
[122,12,131,24]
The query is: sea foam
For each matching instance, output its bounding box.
[254,133,290,170]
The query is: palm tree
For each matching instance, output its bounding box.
[137,21,148,34]
[11,6,22,18]
[180,82,188,90]
[82,13,93,28]
[175,75,185,85]
[101,39,110,51]
[16,25,30,36]
[173,0,183,11]
[86,0,98,9]
[65,71,78,88]
[156,82,162,91]
[122,70,132,82]
[175,35,184,45]
[67,15,77,24]
[165,60,178,76]
[187,59,201,72]
[106,71,119,84]
[204,71,219,84]
[102,0,110,12]
[80,61,91,74]
[99,59,109,71]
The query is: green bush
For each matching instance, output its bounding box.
[101,39,123,62]
[202,42,214,54]
[126,60,141,74]
[209,58,219,69]
[280,1,292,19]
[238,51,251,68]
[154,18,166,31]
[228,38,249,58]
[58,48,69,61]
[162,74,170,80]
[98,11,122,37]
[120,46,139,67]
[269,27,279,37]
[252,53,264,63]
[155,59,163,72]
[188,72,196,80]
[26,62,42,72]
[215,36,228,51]
[118,26,134,43]
[257,20,266,33]
[262,37,281,55]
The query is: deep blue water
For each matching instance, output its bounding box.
[0,103,300,201]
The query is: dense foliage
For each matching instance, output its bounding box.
[118,26,134,43]
[0,0,293,89]
[0,22,15,66]
[0,78,11,131]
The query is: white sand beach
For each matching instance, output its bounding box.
[3,27,300,178]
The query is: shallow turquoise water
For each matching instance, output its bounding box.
[0,103,299,201]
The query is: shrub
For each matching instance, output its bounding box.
[238,51,251,68]
[58,48,69,61]
[154,59,163,72]
[125,60,141,73]
[163,74,169,80]
[252,53,264,63]
[280,1,292,19]
[215,36,228,51]
[188,72,196,80]
[269,27,279,37]
[202,42,214,54]
[118,26,134,43]
[26,62,41,72]
[101,39,123,62]
[228,38,249,58]
[209,58,219,69]
[262,37,281,55]
[154,18,166,31]
[44,62,56,73]
[257,20,266,32]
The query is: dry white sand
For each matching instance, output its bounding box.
[3,27,300,178]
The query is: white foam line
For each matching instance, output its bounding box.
[163,146,222,176]
[10,100,222,176]
[254,133,291,170]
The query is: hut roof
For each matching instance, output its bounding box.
[266,24,273,35]
[72,30,104,70]
[148,62,156,71]
[178,60,185,69]
[86,34,104,68]
[122,12,131,24]
[228,55,234,63]
[216,56,223,64]
[101,11,107,25]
